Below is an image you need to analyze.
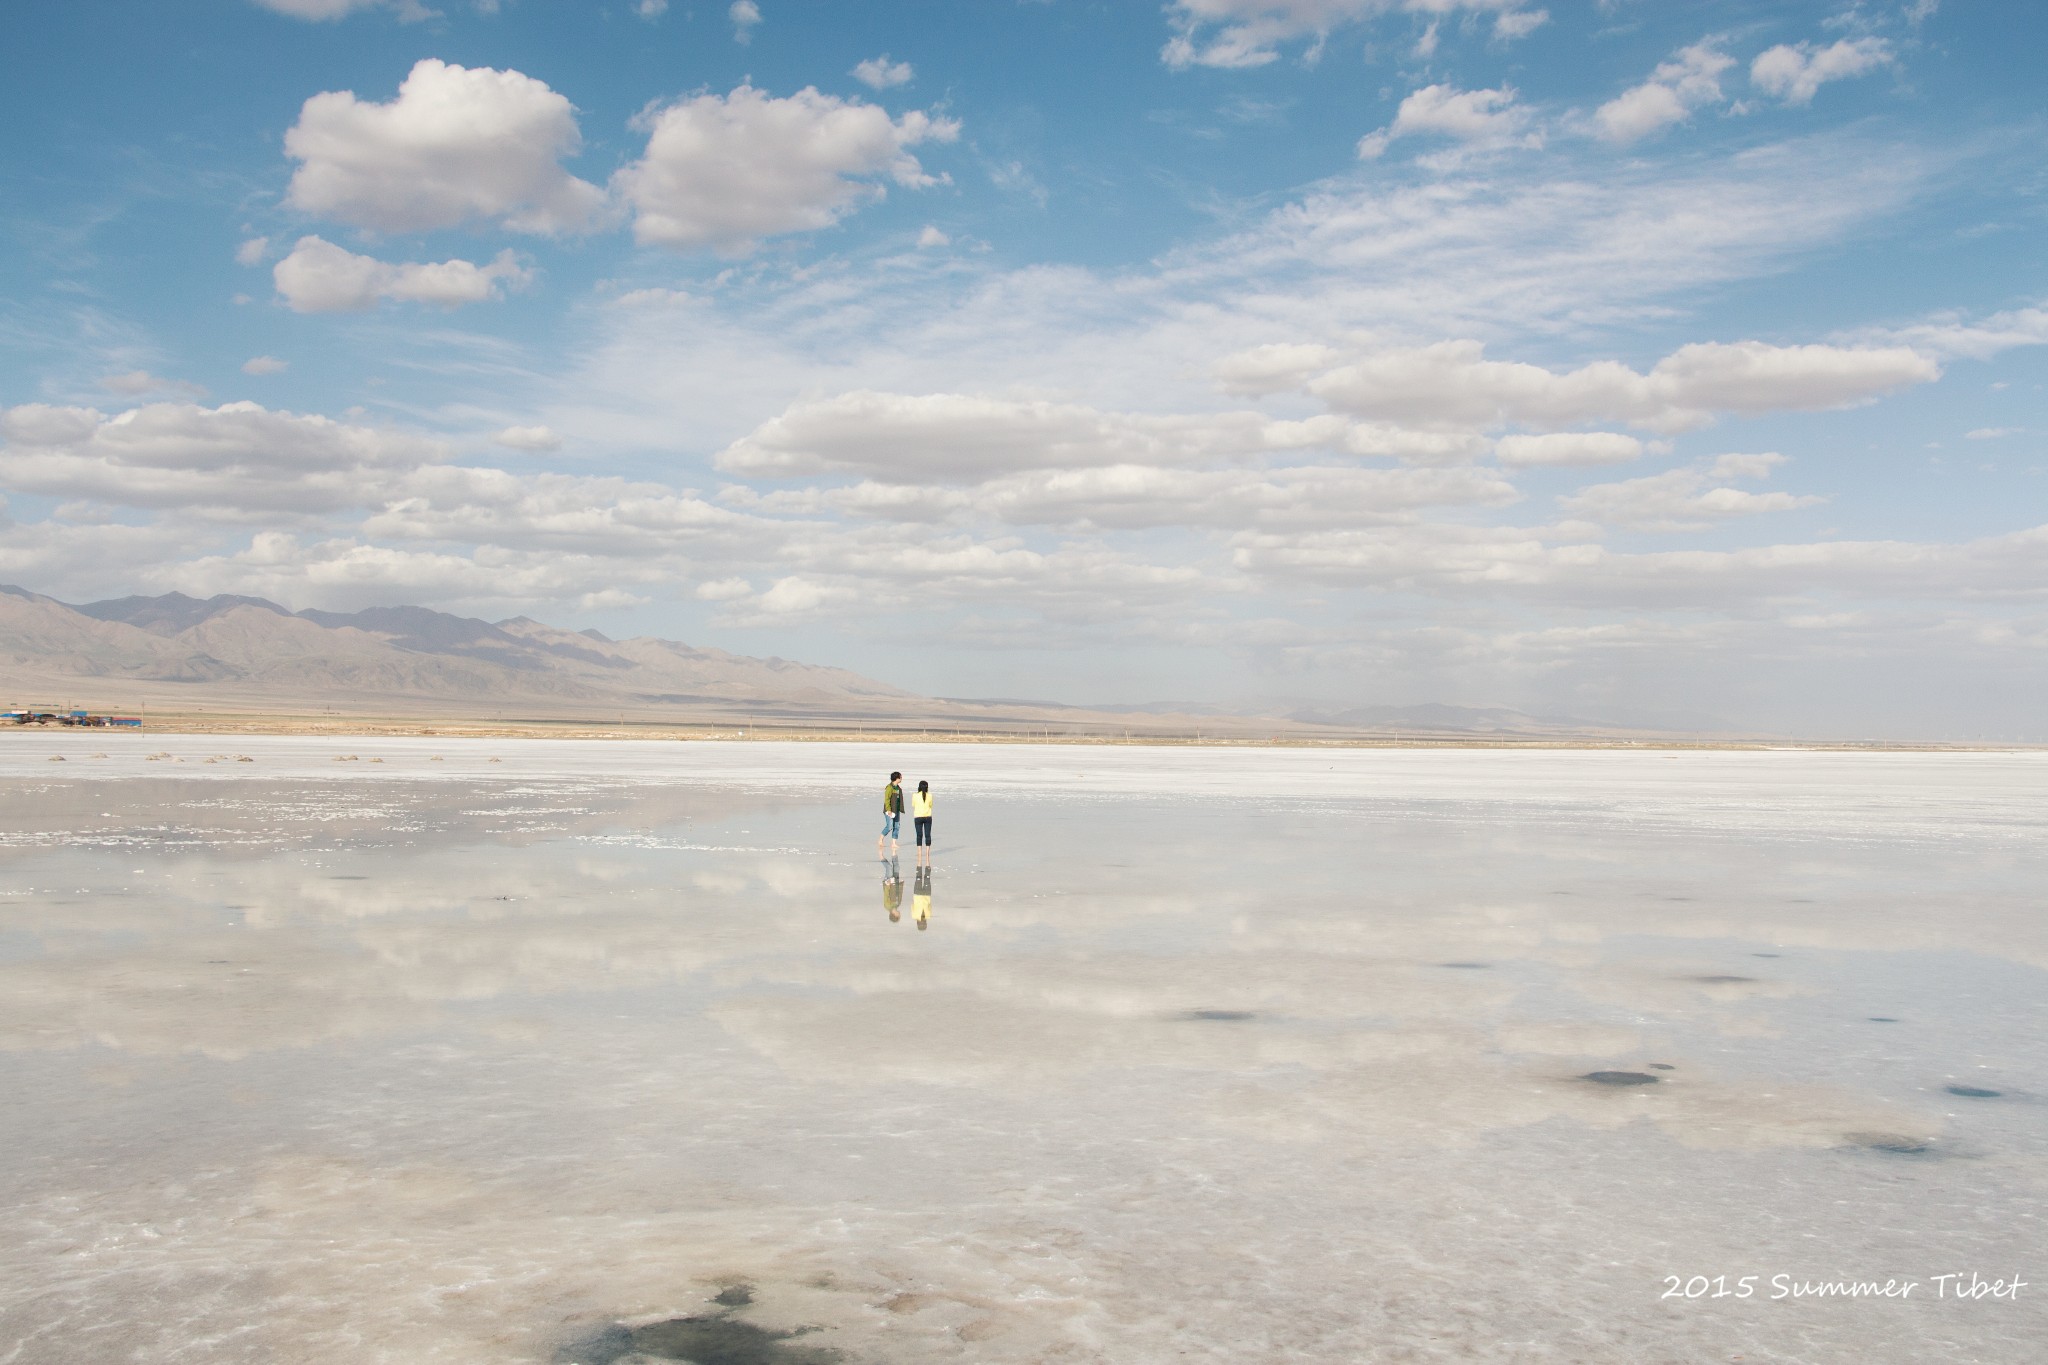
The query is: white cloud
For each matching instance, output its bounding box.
[1306,338,1937,433]
[614,85,958,251]
[879,463,1519,532]
[729,0,760,43]
[716,391,1298,483]
[361,466,769,558]
[272,236,532,313]
[284,59,607,235]
[1491,9,1546,41]
[636,0,667,17]
[0,401,439,515]
[916,225,950,249]
[100,371,206,398]
[1213,343,1343,396]
[1964,427,2019,440]
[492,424,562,451]
[852,55,914,90]
[1357,84,1537,160]
[241,356,290,376]
[1751,38,1891,106]
[1560,461,1823,531]
[1594,42,1734,143]
[1708,451,1786,479]
[1859,302,2048,361]
[250,0,404,18]
[235,237,270,267]
[1494,432,1642,467]
[1160,1,1521,71]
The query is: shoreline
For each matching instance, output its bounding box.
[3,709,2031,752]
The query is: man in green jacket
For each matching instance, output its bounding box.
[877,770,904,857]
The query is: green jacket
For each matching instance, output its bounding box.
[883,782,904,814]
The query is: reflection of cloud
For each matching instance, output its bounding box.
[708,953,1925,1154]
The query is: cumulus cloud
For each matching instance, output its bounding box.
[1492,9,1546,41]
[284,58,607,235]
[1560,460,1823,531]
[915,225,950,249]
[1494,432,1642,467]
[1357,84,1537,160]
[235,237,271,267]
[614,85,958,251]
[716,391,1307,483]
[729,0,760,43]
[1160,0,1523,71]
[852,55,914,90]
[827,463,1520,532]
[1751,38,1891,106]
[272,236,531,312]
[491,424,562,451]
[1594,42,1734,144]
[0,401,440,515]
[361,466,768,558]
[1305,338,1937,433]
[1213,343,1343,396]
[241,356,290,376]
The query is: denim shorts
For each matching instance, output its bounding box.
[881,812,901,837]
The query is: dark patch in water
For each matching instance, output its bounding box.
[1648,1063,1676,1071]
[1664,896,1694,902]
[1847,1133,1937,1157]
[715,1284,756,1307]
[1946,1085,2002,1099]
[1582,1071,1660,1086]
[1685,975,1757,984]
[1751,952,1781,958]
[1868,1017,1900,1023]
[1183,1009,1254,1022]
[1438,962,1489,969]
[557,1310,835,1365]
[328,875,368,880]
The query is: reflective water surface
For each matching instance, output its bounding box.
[2,737,2043,1363]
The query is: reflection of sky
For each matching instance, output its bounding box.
[3,737,2045,1363]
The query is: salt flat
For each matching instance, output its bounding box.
[2,736,2043,1362]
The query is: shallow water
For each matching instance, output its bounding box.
[2,736,2043,1363]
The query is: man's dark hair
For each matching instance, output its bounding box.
[890,771,902,781]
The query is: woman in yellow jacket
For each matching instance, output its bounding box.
[910,779,934,869]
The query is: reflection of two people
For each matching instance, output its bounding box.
[881,856,933,930]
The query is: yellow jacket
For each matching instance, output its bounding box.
[911,790,933,818]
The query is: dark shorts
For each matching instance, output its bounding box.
[914,816,932,846]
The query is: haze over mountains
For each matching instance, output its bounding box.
[0,585,1664,737]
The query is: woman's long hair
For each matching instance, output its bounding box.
[917,780,929,793]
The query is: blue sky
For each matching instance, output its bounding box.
[1,0,2043,736]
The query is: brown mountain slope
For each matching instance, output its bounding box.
[0,586,961,725]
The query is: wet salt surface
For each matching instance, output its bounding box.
[1,736,2044,1363]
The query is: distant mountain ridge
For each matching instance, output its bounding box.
[0,585,1690,737]
[0,585,918,722]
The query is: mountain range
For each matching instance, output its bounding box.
[0,585,1679,738]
